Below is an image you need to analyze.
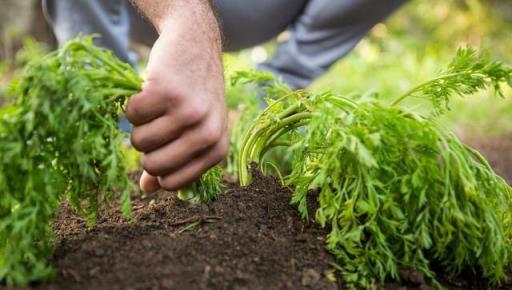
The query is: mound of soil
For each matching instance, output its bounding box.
[19,171,339,290]
[5,137,512,290]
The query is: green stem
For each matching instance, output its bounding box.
[326,95,358,110]
[239,112,312,186]
[390,72,486,106]
[277,103,301,119]
[264,161,285,185]
[238,91,352,186]
[266,141,293,148]
[237,95,294,185]
[79,43,142,90]
[100,88,138,98]
[259,120,309,161]
[84,72,139,90]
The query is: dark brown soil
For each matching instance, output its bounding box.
[4,137,512,290]
[17,171,339,290]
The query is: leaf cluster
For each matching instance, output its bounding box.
[0,36,141,285]
[226,70,296,180]
[0,36,224,285]
[237,48,512,289]
[392,47,512,113]
[177,166,223,204]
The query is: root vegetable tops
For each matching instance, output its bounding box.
[237,48,512,289]
[0,36,221,286]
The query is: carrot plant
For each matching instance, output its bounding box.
[237,48,512,289]
[0,36,222,286]
[227,70,296,181]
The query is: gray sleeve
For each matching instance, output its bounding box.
[42,0,136,66]
[259,0,406,89]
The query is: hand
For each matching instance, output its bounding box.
[126,3,228,193]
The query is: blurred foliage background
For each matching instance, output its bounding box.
[225,0,512,138]
[1,0,511,137]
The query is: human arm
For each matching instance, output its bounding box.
[127,0,228,193]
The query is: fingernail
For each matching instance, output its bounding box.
[140,171,160,193]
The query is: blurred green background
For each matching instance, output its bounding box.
[1,0,511,138]
[224,0,512,138]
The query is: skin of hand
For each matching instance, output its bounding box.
[126,0,228,193]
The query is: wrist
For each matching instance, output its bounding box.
[135,0,219,35]
[159,1,222,56]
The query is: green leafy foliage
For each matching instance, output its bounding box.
[237,48,512,289]
[1,38,50,104]
[177,166,224,204]
[225,72,262,178]
[226,70,295,180]
[0,36,223,285]
[392,47,512,112]
[0,36,141,285]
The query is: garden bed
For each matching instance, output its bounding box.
[18,170,338,290]
[4,137,511,290]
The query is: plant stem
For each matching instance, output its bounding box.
[390,72,486,106]
[239,112,312,186]
[79,42,142,90]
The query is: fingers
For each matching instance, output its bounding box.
[130,115,179,153]
[129,88,228,193]
[141,121,225,176]
[139,138,227,193]
[130,104,209,153]
[157,139,228,190]
[140,170,161,193]
[125,89,168,126]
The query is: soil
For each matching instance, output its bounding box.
[3,137,512,290]
[13,170,339,290]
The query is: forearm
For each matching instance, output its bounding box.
[130,0,222,79]
[130,0,220,37]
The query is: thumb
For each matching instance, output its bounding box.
[139,170,161,193]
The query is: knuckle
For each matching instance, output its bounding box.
[146,86,176,106]
[183,106,208,125]
[153,80,183,105]
[201,123,222,146]
[203,130,220,146]
[160,89,180,105]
